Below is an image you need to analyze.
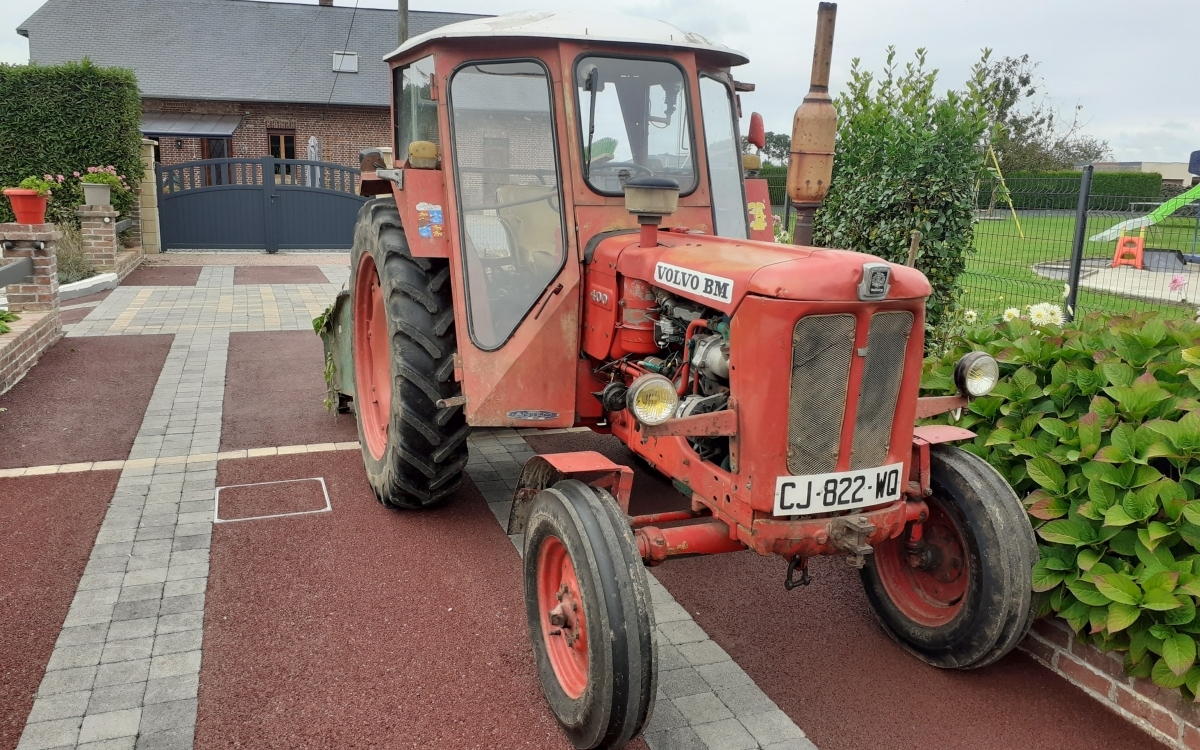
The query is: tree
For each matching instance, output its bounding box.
[740,131,792,165]
[813,48,991,330]
[980,54,1111,174]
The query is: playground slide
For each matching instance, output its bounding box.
[1091,182,1200,242]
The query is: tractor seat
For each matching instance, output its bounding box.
[496,185,562,279]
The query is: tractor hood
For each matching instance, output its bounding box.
[602,233,931,316]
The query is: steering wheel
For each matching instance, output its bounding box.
[592,161,653,177]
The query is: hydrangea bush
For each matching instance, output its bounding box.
[922,309,1200,698]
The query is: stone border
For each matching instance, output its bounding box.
[1,224,63,395]
[1023,618,1200,749]
[0,442,363,478]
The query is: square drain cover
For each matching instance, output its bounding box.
[215,477,330,523]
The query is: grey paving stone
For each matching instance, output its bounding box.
[92,543,134,559]
[117,583,164,604]
[84,558,130,576]
[162,578,207,599]
[126,553,172,571]
[94,528,136,545]
[133,527,175,543]
[715,685,776,716]
[693,718,758,750]
[696,661,754,692]
[25,690,90,723]
[15,717,81,750]
[45,642,105,671]
[165,563,208,581]
[121,568,169,587]
[741,711,807,746]
[152,630,203,657]
[139,698,197,735]
[93,658,150,688]
[158,594,204,616]
[87,682,147,715]
[642,697,689,734]
[660,668,712,700]
[142,673,199,706]
[78,736,138,750]
[659,619,710,646]
[111,599,159,622]
[100,637,154,664]
[56,624,110,648]
[157,612,204,635]
[672,691,734,725]
[167,549,208,567]
[106,618,158,642]
[148,650,201,680]
[78,708,141,744]
[654,599,693,624]
[134,728,194,750]
[677,639,730,668]
[763,739,819,750]
[64,604,117,628]
[37,666,97,696]
[77,574,126,593]
[641,726,707,750]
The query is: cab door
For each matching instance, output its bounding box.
[440,50,580,427]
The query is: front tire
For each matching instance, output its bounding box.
[860,445,1037,669]
[523,480,656,749]
[350,198,469,509]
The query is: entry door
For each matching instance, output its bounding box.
[445,57,579,427]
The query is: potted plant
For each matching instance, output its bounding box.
[81,170,123,207]
[3,176,55,225]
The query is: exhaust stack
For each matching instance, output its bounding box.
[786,2,837,246]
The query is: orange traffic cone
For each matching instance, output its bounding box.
[1111,235,1145,270]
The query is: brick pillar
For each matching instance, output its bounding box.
[139,138,161,254]
[78,205,120,270]
[2,224,60,313]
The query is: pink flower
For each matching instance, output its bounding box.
[73,171,80,177]
[1171,274,1188,293]
[56,175,64,182]
[43,174,52,180]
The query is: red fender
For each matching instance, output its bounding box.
[505,451,634,535]
[910,425,976,498]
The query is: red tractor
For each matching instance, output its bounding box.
[321,5,1036,748]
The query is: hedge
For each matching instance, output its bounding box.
[979,171,1165,212]
[0,60,142,224]
[923,310,1200,698]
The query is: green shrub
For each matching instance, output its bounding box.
[759,163,787,206]
[980,171,1164,211]
[0,59,142,225]
[923,310,1200,697]
[813,49,991,330]
[0,310,18,335]
[15,176,55,196]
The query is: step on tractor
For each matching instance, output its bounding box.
[319,5,1037,748]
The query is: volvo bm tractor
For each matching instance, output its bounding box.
[320,6,1037,748]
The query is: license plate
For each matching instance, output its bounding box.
[773,463,904,517]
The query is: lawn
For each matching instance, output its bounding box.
[962,211,1200,320]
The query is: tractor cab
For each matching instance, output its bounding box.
[357,11,754,427]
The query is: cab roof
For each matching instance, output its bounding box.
[385,10,749,67]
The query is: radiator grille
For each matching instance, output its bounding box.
[786,314,856,475]
[850,311,914,469]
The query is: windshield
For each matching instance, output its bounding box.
[576,56,695,195]
[699,76,748,239]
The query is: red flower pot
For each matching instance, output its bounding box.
[3,188,48,225]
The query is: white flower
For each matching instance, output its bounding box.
[1002,308,1020,321]
[1029,302,1064,326]
[963,310,978,323]
[1063,283,1071,298]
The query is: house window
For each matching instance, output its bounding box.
[269,129,296,181]
[202,138,231,185]
[332,52,358,73]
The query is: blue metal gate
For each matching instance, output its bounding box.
[155,157,367,252]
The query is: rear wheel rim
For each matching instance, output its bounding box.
[874,496,970,627]
[537,535,589,699]
[353,252,391,461]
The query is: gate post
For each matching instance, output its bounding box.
[263,155,278,254]
[139,139,161,254]
[1065,165,1093,321]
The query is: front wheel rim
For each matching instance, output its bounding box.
[353,252,391,461]
[537,535,589,699]
[874,496,970,627]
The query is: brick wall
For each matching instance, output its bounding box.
[1,224,62,394]
[144,99,390,169]
[1023,618,1200,749]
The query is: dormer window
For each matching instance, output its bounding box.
[332,52,358,73]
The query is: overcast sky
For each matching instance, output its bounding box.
[2,0,1197,165]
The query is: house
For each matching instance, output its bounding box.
[1087,161,1199,187]
[16,0,482,169]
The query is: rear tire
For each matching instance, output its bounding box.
[860,445,1037,669]
[350,198,469,509]
[523,480,656,749]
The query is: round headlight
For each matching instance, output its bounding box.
[626,374,679,426]
[954,352,999,397]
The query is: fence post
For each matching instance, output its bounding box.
[1065,165,1094,321]
[262,155,277,254]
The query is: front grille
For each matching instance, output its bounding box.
[850,311,914,469]
[786,314,856,475]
